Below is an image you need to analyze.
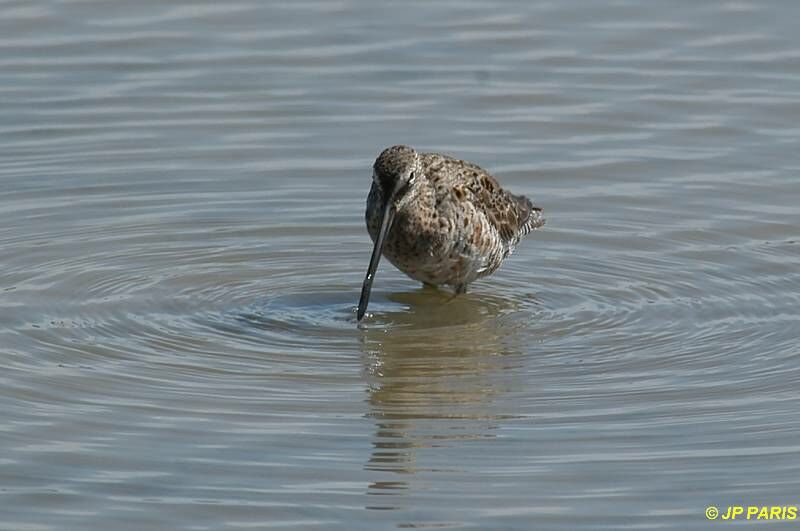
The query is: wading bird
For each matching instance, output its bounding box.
[357,145,544,321]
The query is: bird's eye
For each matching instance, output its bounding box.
[409,171,416,182]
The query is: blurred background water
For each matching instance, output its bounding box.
[1,0,799,529]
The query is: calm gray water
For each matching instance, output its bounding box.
[2,1,799,529]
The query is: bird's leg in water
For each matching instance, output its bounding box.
[446,283,468,304]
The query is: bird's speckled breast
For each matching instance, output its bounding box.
[365,182,505,287]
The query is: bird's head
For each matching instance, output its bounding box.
[372,145,423,209]
[357,145,422,321]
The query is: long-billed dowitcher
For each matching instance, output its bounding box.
[356,145,545,321]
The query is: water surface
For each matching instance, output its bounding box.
[1,1,800,529]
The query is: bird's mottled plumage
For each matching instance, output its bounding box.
[357,145,544,320]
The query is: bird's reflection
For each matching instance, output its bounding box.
[359,286,529,510]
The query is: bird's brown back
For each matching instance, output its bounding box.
[420,151,544,253]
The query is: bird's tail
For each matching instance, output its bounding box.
[515,194,545,237]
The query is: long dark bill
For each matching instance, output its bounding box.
[357,199,396,321]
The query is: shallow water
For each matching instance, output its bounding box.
[2,0,800,529]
